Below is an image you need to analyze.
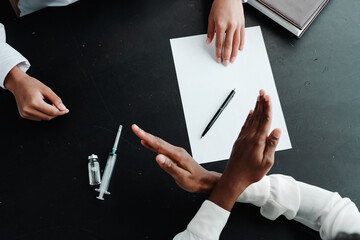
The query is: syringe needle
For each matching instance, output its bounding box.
[112,125,123,153]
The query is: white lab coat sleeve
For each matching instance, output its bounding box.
[237,174,360,239]
[18,0,79,17]
[173,200,230,240]
[0,23,30,89]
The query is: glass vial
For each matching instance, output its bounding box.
[88,154,101,185]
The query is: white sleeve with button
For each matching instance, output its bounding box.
[0,23,30,89]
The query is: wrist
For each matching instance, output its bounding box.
[208,181,239,211]
[4,66,27,92]
[208,173,250,211]
[200,171,221,193]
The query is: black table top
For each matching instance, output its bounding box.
[1,0,359,239]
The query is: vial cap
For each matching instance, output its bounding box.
[88,154,98,160]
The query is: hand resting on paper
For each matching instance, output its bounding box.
[132,90,281,204]
[207,0,245,66]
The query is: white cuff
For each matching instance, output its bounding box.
[237,175,301,221]
[181,200,230,240]
[236,175,271,207]
[260,175,300,220]
[0,42,30,89]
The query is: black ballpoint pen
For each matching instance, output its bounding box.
[201,89,236,138]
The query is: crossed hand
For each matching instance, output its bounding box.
[132,90,281,210]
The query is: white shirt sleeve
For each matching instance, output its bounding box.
[173,200,230,240]
[237,174,360,239]
[18,0,79,17]
[0,23,30,89]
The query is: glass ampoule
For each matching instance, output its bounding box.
[88,154,101,185]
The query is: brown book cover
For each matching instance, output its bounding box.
[257,0,328,30]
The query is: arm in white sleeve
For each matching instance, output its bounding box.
[237,174,360,239]
[173,200,230,240]
[0,23,30,89]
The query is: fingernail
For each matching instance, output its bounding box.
[259,90,264,96]
[206,37,211,44]
[240,46,244,51]
[273,131,281,139]
[158,155,166,164]
[230,56,236,63]
[217,58,222,63]
[223,60,229,66]
[59,103,66,111]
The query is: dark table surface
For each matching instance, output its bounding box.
[1,0,359,239]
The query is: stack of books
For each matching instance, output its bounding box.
[247,0,329,38]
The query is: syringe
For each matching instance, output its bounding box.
[95,125,122,200]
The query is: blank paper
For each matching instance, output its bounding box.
[170,26,292,164]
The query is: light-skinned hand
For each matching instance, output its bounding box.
[208,90,281,211]
[207,0,245,66]
[131,124,221,193]
[4,66,69,121]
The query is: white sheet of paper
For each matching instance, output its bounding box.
[170,26,292,164]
